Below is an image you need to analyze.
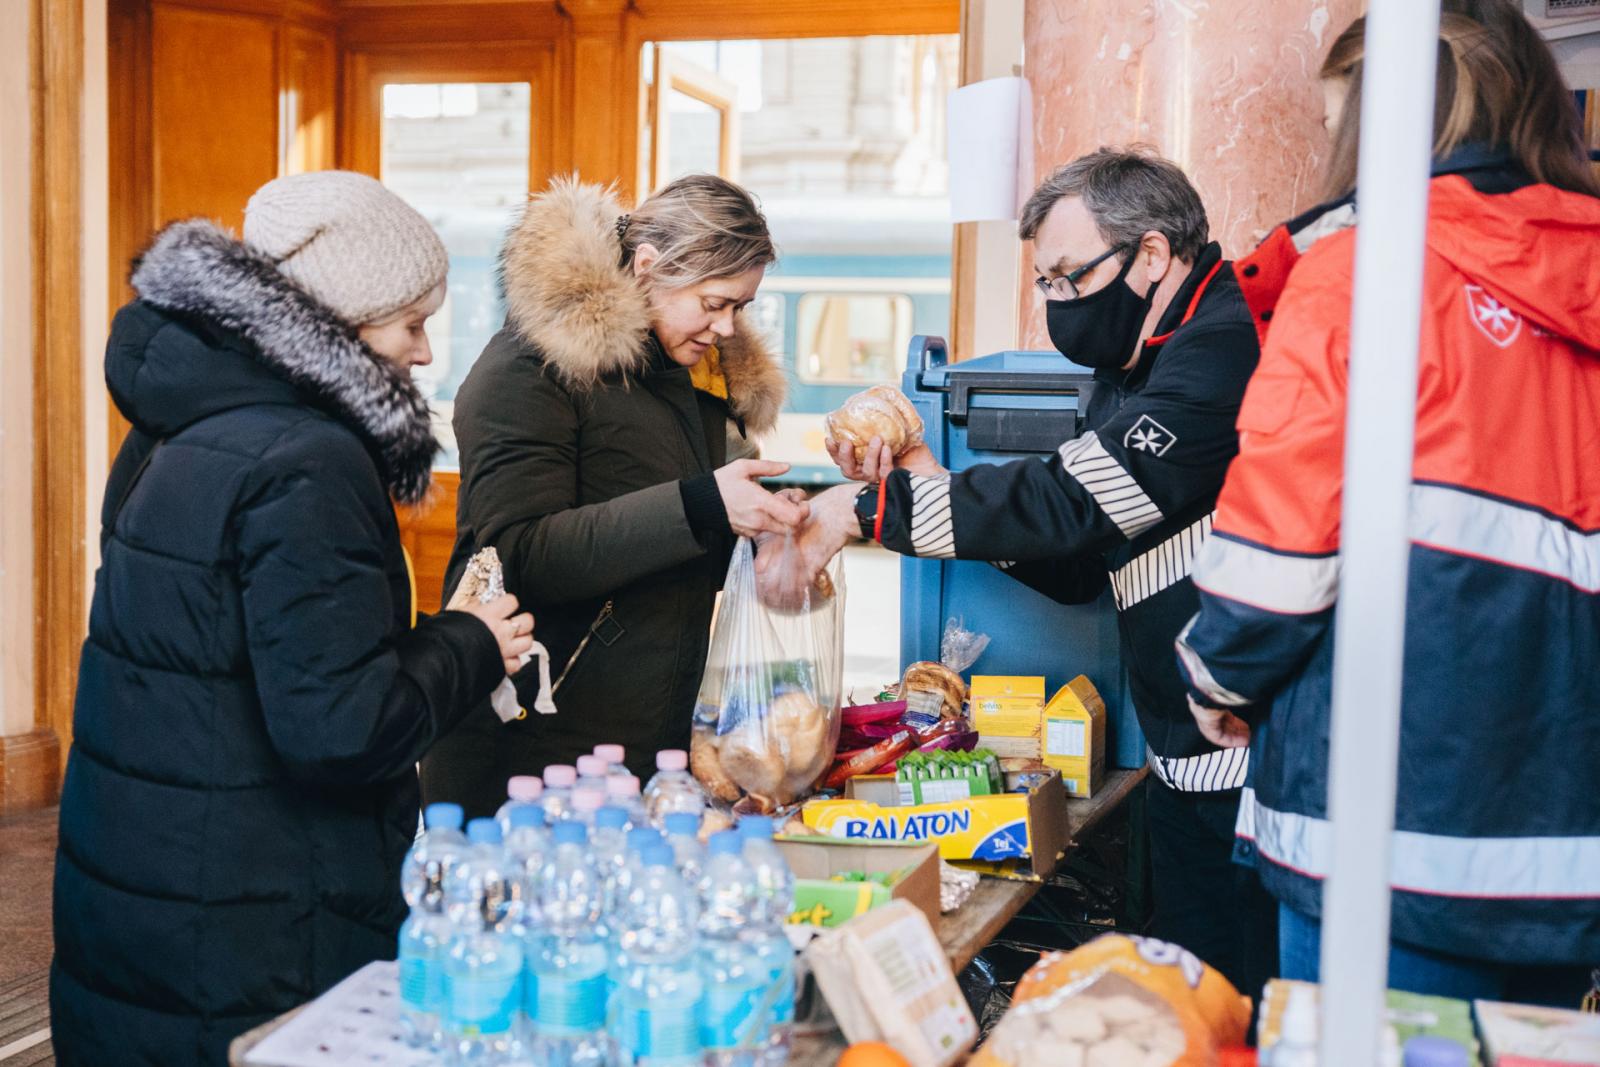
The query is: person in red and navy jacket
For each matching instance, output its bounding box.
[780,147,1276,996]
[1176,6,1600,1003]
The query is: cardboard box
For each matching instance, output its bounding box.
[1475,999,1600,1066]
[801,769,1070,879]
[970,676,1046,759]
[1259,980,1481,1065]
[1041,675,1106,798]
[775,836,941,930]
[806,900,978,1067]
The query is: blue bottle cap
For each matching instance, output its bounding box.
[708,830,743,856]
[554,821,588,846]
[738,815,775,839]
[424,802,464,831]
[627,827,663,853]
[508,805,546,830]
[663,813,701,838]
[595,806,629,831]
[466,818,502,846]
[641,844,675,869]
[1404,1037,1471,1067]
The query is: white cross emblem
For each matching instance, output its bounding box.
[1465,285,1522,348]
[1124,414,1177,456]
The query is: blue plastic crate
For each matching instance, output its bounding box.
[897,336,1145,769]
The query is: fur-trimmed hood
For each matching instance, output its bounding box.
[499,177,785,434]
[126,220,438,503]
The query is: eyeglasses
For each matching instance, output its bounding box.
[1035,244,1129,301]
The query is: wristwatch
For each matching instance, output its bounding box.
[854,482,880,540]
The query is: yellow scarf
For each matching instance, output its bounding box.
[688,345,729,401]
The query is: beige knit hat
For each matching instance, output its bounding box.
[243,170,449,327]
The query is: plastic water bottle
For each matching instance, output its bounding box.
[398,803,467,1049]
[617,844,704,1066]
[542,765,578,823]
[605,775,647,828]
[593,743,630,777]
[576,754,611,792]
[697,831,768,1066]
[591,806,631,890]
[605,827,664,1030]
[402,802,468,913]
[502,806,550,935]
[643,750,705,827]
[443,819,523,1064]
[662,812,707,888]
[495,776,544,839]
[523,821,612,1067]
[738,816,796,1066]
[569,785,606,828]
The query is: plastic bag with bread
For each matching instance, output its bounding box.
[692,539,846,810]
[825,385,925,463]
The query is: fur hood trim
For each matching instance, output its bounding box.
[500,177,785,434]
[130,220,438,503]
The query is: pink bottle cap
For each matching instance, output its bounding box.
[572,787,606,812]
[593,744,626,766]
[576,755,607,778]
[543,764,577,788]
[506,775,543,801]
[606,775,642,798]
[656,749,688,772]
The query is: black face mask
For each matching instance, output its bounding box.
[1045,253,1159,370]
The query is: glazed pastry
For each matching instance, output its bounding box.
[900,661,967,719]
[825,385,925,462]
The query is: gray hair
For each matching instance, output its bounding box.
[1018,146,1209,263]
[619,173,777,288]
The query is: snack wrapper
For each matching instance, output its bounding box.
[456,548,555,722]
[971,934,1251,1067]
[691,538,845,810]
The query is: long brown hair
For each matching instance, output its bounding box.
[1320,0,1599,200]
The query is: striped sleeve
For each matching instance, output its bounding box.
[1177,239,1353,708]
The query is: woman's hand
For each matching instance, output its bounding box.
[754,484,861,609]
[826,435,945,482]
[453,592,536,676]
[1187,695,1252,748]
[714,459,809,538]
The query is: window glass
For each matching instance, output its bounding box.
[795,293,913,384]
[381,81,531,469]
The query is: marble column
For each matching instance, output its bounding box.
[1020,0,1364,346]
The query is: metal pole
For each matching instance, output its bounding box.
[1320,0,1441,1062]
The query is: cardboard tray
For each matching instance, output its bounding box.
[775,836,941,929]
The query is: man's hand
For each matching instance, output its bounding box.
[1187,695,1252,748]
[714,459,809,538]
[754,484,861,610]
[826,435,945,482]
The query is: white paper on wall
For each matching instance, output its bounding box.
[946,76,1034,223]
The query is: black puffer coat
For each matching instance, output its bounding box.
[419,179,786,815]
[50,221,505,1066]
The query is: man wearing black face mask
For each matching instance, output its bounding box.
[783,146,1273,996]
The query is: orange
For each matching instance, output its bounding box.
[837,1041,912,1067]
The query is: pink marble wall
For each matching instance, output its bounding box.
[1020,0,1364,347]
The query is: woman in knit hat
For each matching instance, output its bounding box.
[50,170,533,1066]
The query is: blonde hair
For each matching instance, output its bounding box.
[1320,3,1600,200]
[617,174,777,288]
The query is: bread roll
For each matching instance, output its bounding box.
[900,661,967,719]
[720,731,787,801]
[825,385,924,462]
[691,730,742,803]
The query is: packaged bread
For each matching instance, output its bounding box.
[825,385,925,463]
[971,934,1251,1067]
[899,661,967,721]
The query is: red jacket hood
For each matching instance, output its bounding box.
[1426,176,1600,351]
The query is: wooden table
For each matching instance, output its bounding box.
[232,767,1147,1067]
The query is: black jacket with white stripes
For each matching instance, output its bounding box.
[870,243,1261,789]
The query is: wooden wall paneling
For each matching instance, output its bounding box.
[401,472,458,614]
[562,0,630,185]
[334,2,562,49]
[107,0,153,458]
[285,24,338,173]
[150,4,281,232]
[31,0,83,782]
[626,0,958,43]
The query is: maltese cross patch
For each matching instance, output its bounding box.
[1465,284,1522,348]
[1124,414,1177,456]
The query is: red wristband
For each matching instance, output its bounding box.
[873,478,888,543]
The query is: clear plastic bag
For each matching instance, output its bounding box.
[691,537,846,810]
